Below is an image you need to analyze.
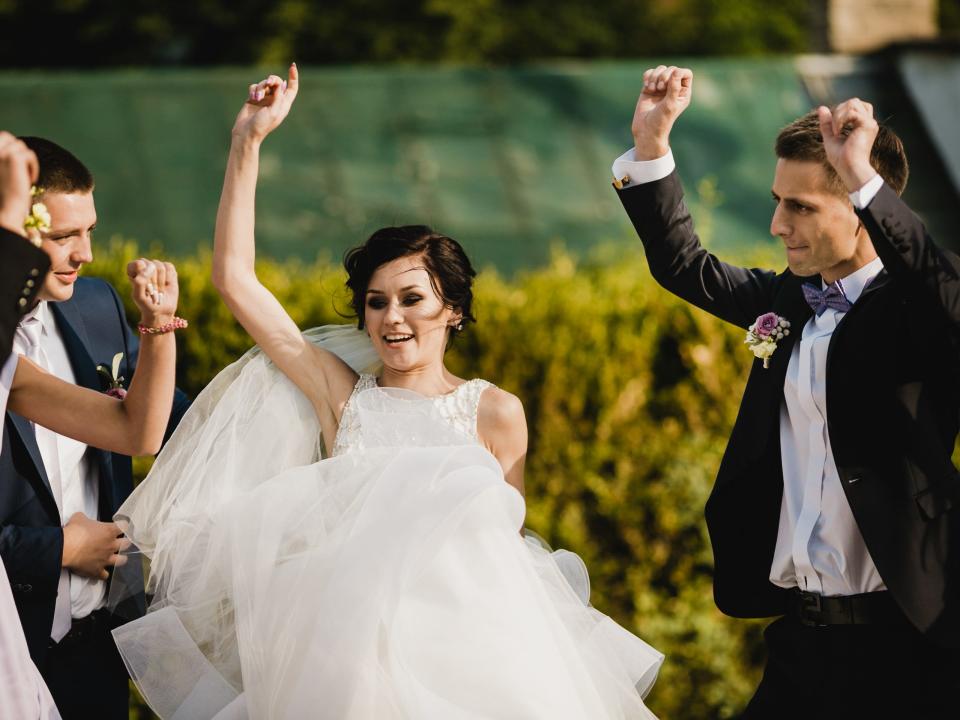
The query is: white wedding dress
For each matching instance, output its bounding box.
[109,326,663,720]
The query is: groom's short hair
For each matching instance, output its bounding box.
[19,136,95,195]
[775,110,909,197]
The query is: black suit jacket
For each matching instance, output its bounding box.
[617,171,960,647]
[0,276,191,663]
[1,228,49,361]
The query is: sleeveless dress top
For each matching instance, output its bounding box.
[332,373,492,457]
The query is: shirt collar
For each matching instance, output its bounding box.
[19,300,52,336]
[829,256,884,305]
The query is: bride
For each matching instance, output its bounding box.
[110,64,663,719]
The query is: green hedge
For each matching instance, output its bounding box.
[93,239,772,719]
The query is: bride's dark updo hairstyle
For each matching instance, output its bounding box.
[344,225,477,337]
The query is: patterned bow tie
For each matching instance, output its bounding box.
[801,282,852,316]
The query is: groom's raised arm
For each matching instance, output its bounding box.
[613,66,779,330]
[817,101,960,335]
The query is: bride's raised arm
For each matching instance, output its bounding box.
[212,65,358,435]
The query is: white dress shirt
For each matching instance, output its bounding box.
[770,256,885,596]
[1,355,62,719]
[612,147,886,597]
[13,301,107,620]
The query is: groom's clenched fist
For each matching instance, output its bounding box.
[632,66,693,160]
[817,99,880,193]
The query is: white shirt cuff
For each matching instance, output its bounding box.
[611,147,675,189]
[848,173,883,209]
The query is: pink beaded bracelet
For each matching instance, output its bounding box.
[137,316,189,335]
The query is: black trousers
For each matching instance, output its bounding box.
[41,609,129,720]
[741,615,960,719]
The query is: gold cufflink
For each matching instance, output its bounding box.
[612,175,630,190]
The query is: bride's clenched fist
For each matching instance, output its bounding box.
[231,63,300,144]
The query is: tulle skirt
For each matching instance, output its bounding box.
[114,442,661,719]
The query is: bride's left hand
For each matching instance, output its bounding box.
[231,63,300,143]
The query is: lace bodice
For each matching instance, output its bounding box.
[331,374,492,457]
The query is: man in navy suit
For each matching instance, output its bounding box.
[0,137,190,719]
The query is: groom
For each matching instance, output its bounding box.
[0,137,190,719]
[613,66,959,716]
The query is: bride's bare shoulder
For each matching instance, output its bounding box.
[477,385,526,444]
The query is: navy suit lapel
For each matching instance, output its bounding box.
[51,301,101,392]
[6,413,57,516]
[50,301,116,517]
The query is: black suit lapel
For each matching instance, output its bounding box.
[857,268,890,300]
[826,269,890,371]
[753,272,815,381]
[722,272,815,470]
[50,302,116,517]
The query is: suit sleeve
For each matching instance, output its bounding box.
[0,228,50,362]
[105,282,192,444]
[615,171,779,330]
[856,184,960,329]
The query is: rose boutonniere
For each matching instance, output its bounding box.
[23,186,51,248]
[745,312,791,369]
[97,352,127,399]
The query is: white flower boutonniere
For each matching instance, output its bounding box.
[97,352,127,399]
[23,186,51,248]
[745,312,791,369]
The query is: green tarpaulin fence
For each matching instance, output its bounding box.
[0,59,951,271]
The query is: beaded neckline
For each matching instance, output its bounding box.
[331,374,492,457]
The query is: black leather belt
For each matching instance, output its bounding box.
[787,588,906,627]
[49,608,113,649]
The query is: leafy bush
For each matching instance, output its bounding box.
[93,239,768,719]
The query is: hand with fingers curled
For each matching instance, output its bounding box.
[232,63,300,144]
[0,131,40,237]
[126,257,179,330]
[817,99,881,193]
[61,512,128,580]
[631,65,694,160]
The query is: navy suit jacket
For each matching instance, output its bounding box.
[0,276,190,663]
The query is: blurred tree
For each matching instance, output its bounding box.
[6,0,957,68]
[0,0,812,67]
